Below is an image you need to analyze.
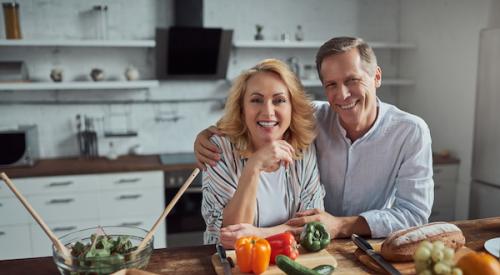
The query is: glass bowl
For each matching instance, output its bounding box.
[52,226,154,275]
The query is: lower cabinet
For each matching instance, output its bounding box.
[0,170,166,260]
[430,163,459,222]
[0,224,31,260]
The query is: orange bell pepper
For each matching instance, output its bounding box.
[235,236,271,274]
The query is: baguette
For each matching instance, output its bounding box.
[380,222,465,262]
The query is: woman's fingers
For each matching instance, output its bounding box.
[287,216,308,227]
[295,208,321,217]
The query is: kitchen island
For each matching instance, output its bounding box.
[0,217,498,274]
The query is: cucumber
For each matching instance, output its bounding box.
[312,264,335,275]
[275,255,319,275]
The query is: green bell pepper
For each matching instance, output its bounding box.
[299,222,331,252]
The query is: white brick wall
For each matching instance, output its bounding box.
[0,0,402,158]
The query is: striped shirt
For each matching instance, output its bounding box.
[201,135,325,244]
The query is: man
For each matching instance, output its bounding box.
[195,37,433,239]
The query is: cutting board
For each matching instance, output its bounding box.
[354,243,473,275]
[212,247,338,275]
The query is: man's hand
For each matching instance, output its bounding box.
[194,126,223,170]
[219,223,264,248]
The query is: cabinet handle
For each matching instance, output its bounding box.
[47,181,74,187]
[117,194,142,200]
[0,231,4,236]
[48,198,75,204]
[186,187,203,194]
[0,202,3,207]
[434,185,441,190]
[118,222,142,227]
[53,226,77,233]
[116,178,140,184]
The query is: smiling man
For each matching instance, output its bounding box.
[195,37,434,240]
[286,37,434,239]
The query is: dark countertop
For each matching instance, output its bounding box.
[0,153,458,179]
[0,154,198,178]
[0,217,498,275]
[433,153,460,165]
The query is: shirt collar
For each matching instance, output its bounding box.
[335,97,386,143]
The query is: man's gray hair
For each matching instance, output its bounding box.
[315,36,378,81]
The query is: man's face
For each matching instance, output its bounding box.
[320,48,381,133]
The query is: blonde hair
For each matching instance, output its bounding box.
[217,58,316,159]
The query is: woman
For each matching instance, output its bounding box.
[201,59,325,247]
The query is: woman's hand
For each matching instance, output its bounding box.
[194,126,223,170]
[247,140,295,171]
[219,223,266,249]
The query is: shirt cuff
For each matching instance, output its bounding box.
[359,210,391,238]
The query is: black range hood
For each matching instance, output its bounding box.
[156,0,233,80]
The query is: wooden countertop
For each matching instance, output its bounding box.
[0,154,197,178]
[1,217,498,275]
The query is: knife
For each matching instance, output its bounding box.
[216,244,233,275]
[351,234,401,275]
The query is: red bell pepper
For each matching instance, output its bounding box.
[266,232,299,264]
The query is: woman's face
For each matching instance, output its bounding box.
[243,71,292,150]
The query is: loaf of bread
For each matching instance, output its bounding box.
[380,222,466,262]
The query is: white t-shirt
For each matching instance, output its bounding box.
[256,166,289,227]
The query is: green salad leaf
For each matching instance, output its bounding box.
[68,228,139,273]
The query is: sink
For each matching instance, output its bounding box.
[159,153,196,165]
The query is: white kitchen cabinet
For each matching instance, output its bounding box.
[0,197,31,225]
[430,163,459,222]
[0,170,165,260]
[0,224,32,260]
[31,219,99,257]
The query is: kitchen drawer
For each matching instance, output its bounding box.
[433,164,459,181]
[29,192,99,222]
[0,224,32,260]
[31,219,98,257]
[105,216,166,249]
[433,179,456,209]
[99,188,164,218]
[12,175,100,196]
[0,182,14,198]
[0,197,31,225]
[99,171,163,191]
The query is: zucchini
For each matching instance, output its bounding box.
[275,255,319,275]
[312,264,335,275]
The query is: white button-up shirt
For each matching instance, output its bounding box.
[314,99,434,238]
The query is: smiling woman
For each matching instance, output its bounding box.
[201,59,325,247]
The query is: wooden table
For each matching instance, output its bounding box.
[1,217,498,275]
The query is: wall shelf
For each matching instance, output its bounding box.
[301,78,415,88]
[0,39,155,47]
[233,40,416,49]
[0,80,159,91]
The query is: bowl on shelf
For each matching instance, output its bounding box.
[52,226,154,275]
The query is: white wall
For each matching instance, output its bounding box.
[399,0,492,219]
[0,0,403,158]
